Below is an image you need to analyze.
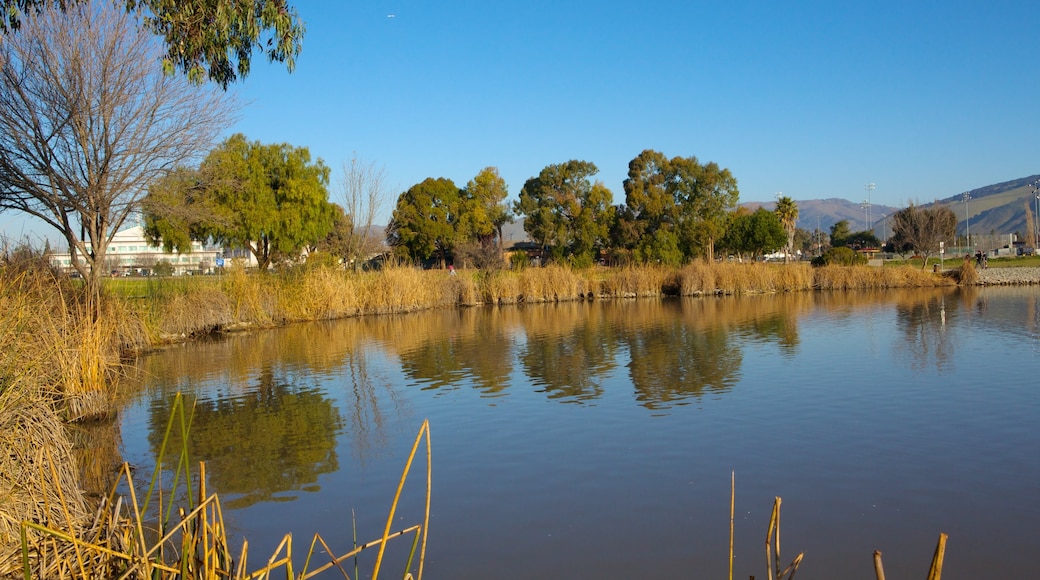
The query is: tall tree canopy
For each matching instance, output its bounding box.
[720,208,786,260]
[617,150,739,263]
[1,0,303,88]
[144,134,335,271]
[459,167,513,248]
[386,177,462,265]
[0,1,232,302]
[889,203,957,268]
[515,160,613,266]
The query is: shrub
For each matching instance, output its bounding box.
[812,246,866,267]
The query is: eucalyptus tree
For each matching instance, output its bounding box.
[774,196,799,263]
[386,177,462,266]
[144,134,336,271]
[0,1,233,304]
[618,150,739,263]
[1,0,303,88]
[670,156,739,260]
[515,160,614,266]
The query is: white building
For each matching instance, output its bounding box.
[49,226,226,276]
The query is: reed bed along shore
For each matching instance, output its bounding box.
[124,260,961,344]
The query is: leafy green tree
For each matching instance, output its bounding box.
[774,196,799,263]
[889,203,958,268]
[386,177,461,266]
[829,220,852,247]
[514,160,614,266]
[459,167,513,247]
[617,150,740,263]
[721,208,786,260]
[144,134,335,271]
[620,150,671,247]
[845,230,881,249]
[1,0,303,88]
[669,156,739,260]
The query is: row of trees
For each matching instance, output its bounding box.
[387,150,798,267]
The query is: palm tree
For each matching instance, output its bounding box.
[775,196,799,264]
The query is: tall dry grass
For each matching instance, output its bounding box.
[7,393,432,579]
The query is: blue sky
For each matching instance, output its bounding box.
[4,0,1040,240]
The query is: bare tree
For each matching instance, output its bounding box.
[340,153,389,269]
[890,203,957,269]
[0,1,233,305]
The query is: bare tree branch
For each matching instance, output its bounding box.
[0,1,234,301]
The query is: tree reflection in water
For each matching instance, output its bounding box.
[147,367,342,508]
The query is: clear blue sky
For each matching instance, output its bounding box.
[4,0,1040,240]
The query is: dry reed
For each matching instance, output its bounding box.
[7,393,433,579]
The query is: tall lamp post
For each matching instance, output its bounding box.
[1032,180,1040,252]
[864,182,875,231]
[962,191,971,250]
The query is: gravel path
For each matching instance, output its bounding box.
[975,267,1040,285]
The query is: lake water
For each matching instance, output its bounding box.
[119,286,1040,579]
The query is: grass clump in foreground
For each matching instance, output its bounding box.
[9,393,432,579]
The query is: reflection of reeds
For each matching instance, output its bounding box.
[11,393,432,579]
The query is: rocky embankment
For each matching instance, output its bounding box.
[976,267,1040,285]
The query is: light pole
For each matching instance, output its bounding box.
[1032,180,1040,252]
[962,191,971,250]
[861,200,869,231]
[864,182,875,231]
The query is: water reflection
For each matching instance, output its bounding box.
[146,367,342,508]
[120,286,1040,578]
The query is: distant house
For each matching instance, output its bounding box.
[49,226,231,275]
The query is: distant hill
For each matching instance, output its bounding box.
[741,198,901,235]
[744,175,1040,241]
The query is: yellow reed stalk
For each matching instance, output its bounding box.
[873,550,885,580]
[729,471,734,580]
[927,533,948,580]
[373,419,430,580]
[44,447,87,578]
[236,539,250,579]
[300,525,422,579]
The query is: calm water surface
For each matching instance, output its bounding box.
[119,286,1040,579]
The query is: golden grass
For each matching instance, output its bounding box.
[6,393,432,579]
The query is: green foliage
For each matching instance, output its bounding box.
[514,160,614,265]
[387,177,462,264]
[634,228,683,266]
[460,167,513,246]
[144,134,336,271]
[845,230,881,249]
[1,0,304,88]
[617,149,739,262]
[774,196,798,261]
[153,260,175,277]
[811,246,866,267]
[829,220,852,247]
[721,208,786,259]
